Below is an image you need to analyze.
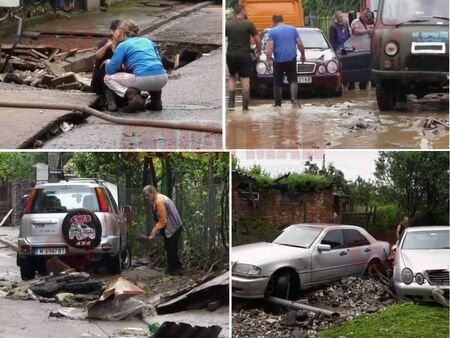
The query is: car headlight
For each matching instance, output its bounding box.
[256,62,267,75]
[232,263,262,277]
[415,273,424,285]
[385,42,398,56]
[318,65,326,74]
[326,60,338,74]
[401,268,414,284]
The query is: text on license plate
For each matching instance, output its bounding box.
[297,76,312,84]
[34,248,66,255]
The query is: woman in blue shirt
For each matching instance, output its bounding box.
[104,20,168,113]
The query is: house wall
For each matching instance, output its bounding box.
[233,188,336,228]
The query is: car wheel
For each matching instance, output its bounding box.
[121,244,132,270]
[106,244,122,275]
[366,258,382,276]
[18,255,35,281]
[269,271,300,300]
[376,83,396,111]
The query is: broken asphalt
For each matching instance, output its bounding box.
[0,2,222,149]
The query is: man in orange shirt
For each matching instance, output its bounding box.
[143,185,183,275]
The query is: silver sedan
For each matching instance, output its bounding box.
[392,226,449,303]
[232,224,390,299]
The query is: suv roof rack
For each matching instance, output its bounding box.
[59,178,103,184]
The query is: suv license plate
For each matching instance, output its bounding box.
[34,248,66,255]
[298,76,312,84]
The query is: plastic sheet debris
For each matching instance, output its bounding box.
[153,321,221,338]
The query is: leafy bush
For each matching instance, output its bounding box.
[374,204,403,233]
[233,219,279,246]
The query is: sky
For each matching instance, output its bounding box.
[235,150,380,181]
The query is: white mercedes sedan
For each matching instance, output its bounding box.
[232,224,390,299]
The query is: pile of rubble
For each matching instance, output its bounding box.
[1,44,94,90]
[232,276,395,338]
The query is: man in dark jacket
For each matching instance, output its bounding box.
[329,11,351,51]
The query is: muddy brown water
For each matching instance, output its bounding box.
[226,89,449,149]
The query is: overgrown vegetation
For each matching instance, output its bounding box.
[319,303,449,338]
[233,219,279,246]
[0,152,229,273]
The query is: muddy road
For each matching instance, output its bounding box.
[226,88,449,149]
[0,244,229,338]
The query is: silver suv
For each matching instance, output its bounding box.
[17,179,131,280]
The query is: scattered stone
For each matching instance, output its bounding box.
[280,311,297,326]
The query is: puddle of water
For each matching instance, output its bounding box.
[226,90,449,149]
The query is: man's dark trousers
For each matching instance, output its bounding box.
[162,228,183,274]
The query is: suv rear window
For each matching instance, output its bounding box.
[32,186,100,213]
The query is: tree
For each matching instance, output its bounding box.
[374,152,449,225]
[0,153,47,182]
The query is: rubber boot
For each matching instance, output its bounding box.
[242,91,250,111]
[228,90,235,109]
[121,87,145,114]
[273,86,282,106]
[290,82,301,108]
[104,88,118,112]
[146,90,163,111]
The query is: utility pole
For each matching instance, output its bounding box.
[48,152,62,183]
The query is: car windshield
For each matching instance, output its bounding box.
[401,230,450,250]
[32,186,99,213]
[380,0,449,25]
[262,30,329,50]
[273,226,322,248]
[297,30,329,49]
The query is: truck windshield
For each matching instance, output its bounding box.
[380,0,449,25]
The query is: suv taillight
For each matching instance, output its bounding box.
[23,188,37,214]
[95,187,109,212]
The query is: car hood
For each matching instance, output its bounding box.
[401,249,450,271]
[232,242,309,266]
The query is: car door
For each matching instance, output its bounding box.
[343,229,372,275]
[104,187,126,250]
[311,229,354,283]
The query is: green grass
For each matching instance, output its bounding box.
[318,303,449,338]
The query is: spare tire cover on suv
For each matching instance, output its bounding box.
[62,209,102,250]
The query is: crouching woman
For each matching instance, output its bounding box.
[104,20,168,113]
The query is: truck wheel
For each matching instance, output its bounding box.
[18,255,36,281]
[106,250,122,275]
[121,244,132,270]
[376,84,396,111]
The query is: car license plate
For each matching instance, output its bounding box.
[34,247,66,255]
[297,76,312,84]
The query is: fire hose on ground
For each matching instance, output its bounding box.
[0,101,222,134]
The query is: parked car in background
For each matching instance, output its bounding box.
[251,27,343,97]
[336,34,372,88]
[392,226,449,303]
[17,178,132,280]
[232,224,390,299]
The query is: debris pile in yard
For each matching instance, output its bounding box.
[232,276,395,338]
[0,44,94,90]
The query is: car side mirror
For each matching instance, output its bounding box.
[318,244,331,251]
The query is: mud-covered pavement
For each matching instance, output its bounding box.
[232,275,395,338]
[226,88,448,149]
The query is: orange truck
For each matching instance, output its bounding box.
[239,0,304,31]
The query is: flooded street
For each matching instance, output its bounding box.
[226,88,448,149]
